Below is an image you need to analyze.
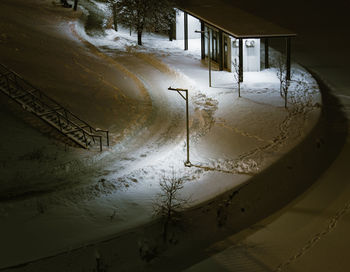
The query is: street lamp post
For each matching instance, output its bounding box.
[168,87,191,167]
[195,29,211,87]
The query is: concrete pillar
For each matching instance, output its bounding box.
[184,12,188,51]
[239,38,243,82]
[219,30,224,71]
[265,38,269,69]
[286,37,291,80]
[201,21,205,59]
[169,22,174,41]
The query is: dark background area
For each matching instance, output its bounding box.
[225,0,350,91]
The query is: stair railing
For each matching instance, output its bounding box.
[0,64,109,151]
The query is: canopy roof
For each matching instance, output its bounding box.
[177,0,296,38]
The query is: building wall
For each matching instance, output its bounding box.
[175,9,260,74]
[231,38,260,72]
[175,10,201,40]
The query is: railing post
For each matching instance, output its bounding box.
[31,95,38,113]
[89,126,96,143]
[82,130,88,147]
[14,75,20,91]
[106,131,109,146]
[99,136,102,151]
[5,76,10,95]
[57,113,63,131]
[64,109,68,121]
[90,127,95,143]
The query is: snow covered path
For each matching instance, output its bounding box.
[0,0,323,270]
[183,0,350,271]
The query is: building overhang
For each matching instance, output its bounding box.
[177,0,297,39]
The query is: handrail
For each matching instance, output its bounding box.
[0,63,109,151]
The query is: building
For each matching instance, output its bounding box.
[175,0,296,82]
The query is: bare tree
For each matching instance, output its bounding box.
[108,0,118,31]
[275,54,286,97]
[153,171,188,243]
[110,0,177,45]
[232,58,241,97]
[289,73,319,114]
[275,54,292,108]
[281,76,291,109]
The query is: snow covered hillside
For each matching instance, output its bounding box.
[0,0,323,270]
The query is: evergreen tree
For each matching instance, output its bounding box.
[111,0,177,45]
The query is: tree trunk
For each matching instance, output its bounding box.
[73,0,78,11]
[285,92,288,108]
[280,84,283,97]
[137,30,142,45]
[112,3,117,31]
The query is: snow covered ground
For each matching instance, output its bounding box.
[0,0,323,271]
[181,0,350,272]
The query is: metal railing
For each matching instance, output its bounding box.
[0,64,109,151]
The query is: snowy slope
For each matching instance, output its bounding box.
[0,0,323,270]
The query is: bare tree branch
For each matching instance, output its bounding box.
[153,170,189,243]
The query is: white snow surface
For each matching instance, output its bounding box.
[0,0,322,270]
[182,0,350,272]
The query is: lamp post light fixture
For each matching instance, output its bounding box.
[195,29,211,87]
[168,87,191,167]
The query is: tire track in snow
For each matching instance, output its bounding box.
[274,200,350,271]
[216,118,273,144]
[191,163,254,176]
[69,22,150,101]
[68,21,154,144]
[72,56,123,99]
[131,51,196,89]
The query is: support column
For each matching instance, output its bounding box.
[239,38,243,82]
[219,30,224,71]
[73,0,78,11]
[201,21,205,59]
[265,38,269,69]
[208,29,212,87]
[168,20,174,41]
[184,12,188,51]
[112,3,118,31]
[185,89,190,166]
[286,37,291,80]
